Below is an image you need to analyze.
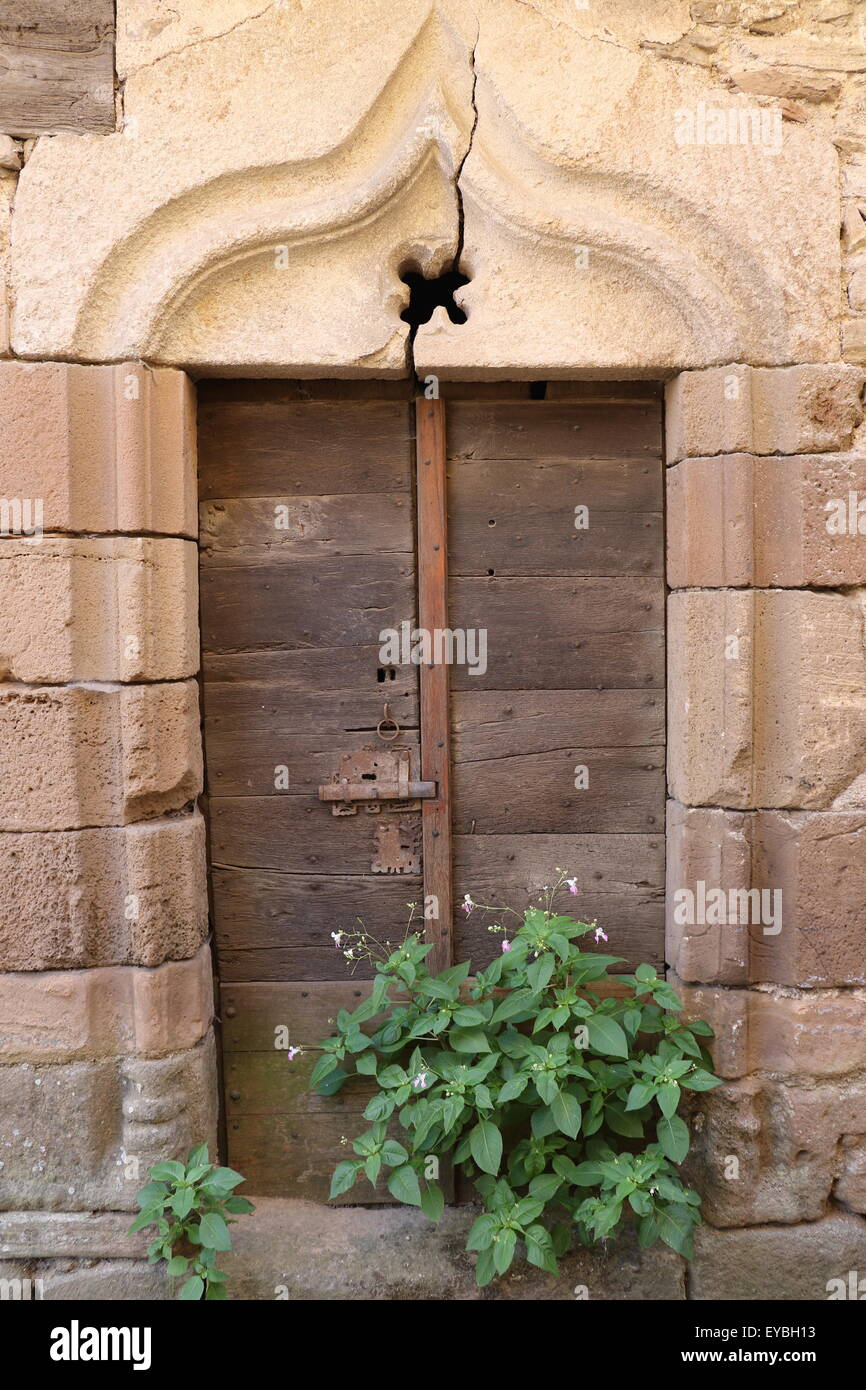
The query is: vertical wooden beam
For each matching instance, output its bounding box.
[415,397,453,974]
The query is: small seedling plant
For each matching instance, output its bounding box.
[309,873,721,1286]
[130,1144,254,1300]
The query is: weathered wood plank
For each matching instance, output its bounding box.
[453,833,665,971]
[453,747,664,835]
[209,796,423,876]
[226,1114,398,1203]
[199,556,415,653]
[202,681,419,795]
[204,732,419,800]
[197,400,413,499]
[212,870,419,981]
[202,644,408,688]
[222,981,378,1051]
[0,1,115,136]
[449,576,664,689]
[416,397,453,975]
[449,456,662,577]
[199,493,413,566]
[452,689,664,755]
[225,1051,376,1117]
[447,401,662,462]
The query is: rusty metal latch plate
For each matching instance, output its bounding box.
[318,747,435,816]
[372,818,421,874]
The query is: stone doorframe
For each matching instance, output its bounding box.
[1,357,866,1297]
[3,0,866,1296]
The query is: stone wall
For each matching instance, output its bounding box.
[1,0,866,1299]
[0,363,215,1296]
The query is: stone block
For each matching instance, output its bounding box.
[666,365,864,462]
[0,812,208,971]
[0,537,198,682]
[836,1139,866,1214]
[0,1211,148,1260]
[0,1033,217,1212]
[691,1211,866,1300]
[667,801,866,987]
[0,944,214,1062]
[37,1260,168,1301]
[667,452,866,587]
[686,1076,866,1226]
[672,975,866,1079]
[668,589,866,809]
[0,362,196,536]
[844,318,866,365]
[220,1197,684,1301]
[0,680,202,830]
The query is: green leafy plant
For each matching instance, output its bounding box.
[309,872,721,1286]
[129,1144,254,1300]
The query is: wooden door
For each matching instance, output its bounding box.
[198,382,664,1198]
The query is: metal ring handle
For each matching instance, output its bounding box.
[376,702,401,742]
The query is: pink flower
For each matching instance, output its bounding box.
[462,894,474,915]
[501,939,511,953]
[412,1072,429,1091]
[287,1046,302,1061]
[566,878,579,895]
[594,927,608,944]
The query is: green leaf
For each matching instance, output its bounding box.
[533,1072,559,1106]
[657,1113,690,1163]
[387,1164,422,1207]
[493,1227,517,1275]
[380,1139,409,1167]
[178,1275,204,1301]
[467,1213,497,1251]
[364,1154,382,1185]
[127,1208,161,1235]
[166,1255,189,1277]
[224,1196,255,1215]
[315,1067,349,1097]
[150,1160,185,1183]
[680,1067,722,1091]
[170,1187,195,1219]
[205,1282,228,1300]
[469,1121,503,1176]
[198,1212,231,1252]
[550,1089,582,1139]
[531,1106,558,1139]
[490,990,536,1025]
[625,1082,655,1112]
[309,1053,339,1088]
[329,1160,360,1199]
[525,1224,558,1276]
[586,1015,629,1059]
[656,1202,695,1257]
[658,1083,680,1118]
[363,1093,395,1123]
[497,1074,528,1104]
[528,1172,563,1203]
[526,953,555,993]
[449,1027,491,1054]
[606,1101,645,1138]
[452,1005,489,1026]
[185,1164,212,1185]
[135,1182,168,1211]
[187,1143,209,1169]
[420,1183,445,1223]
[475,1246,497,1287]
